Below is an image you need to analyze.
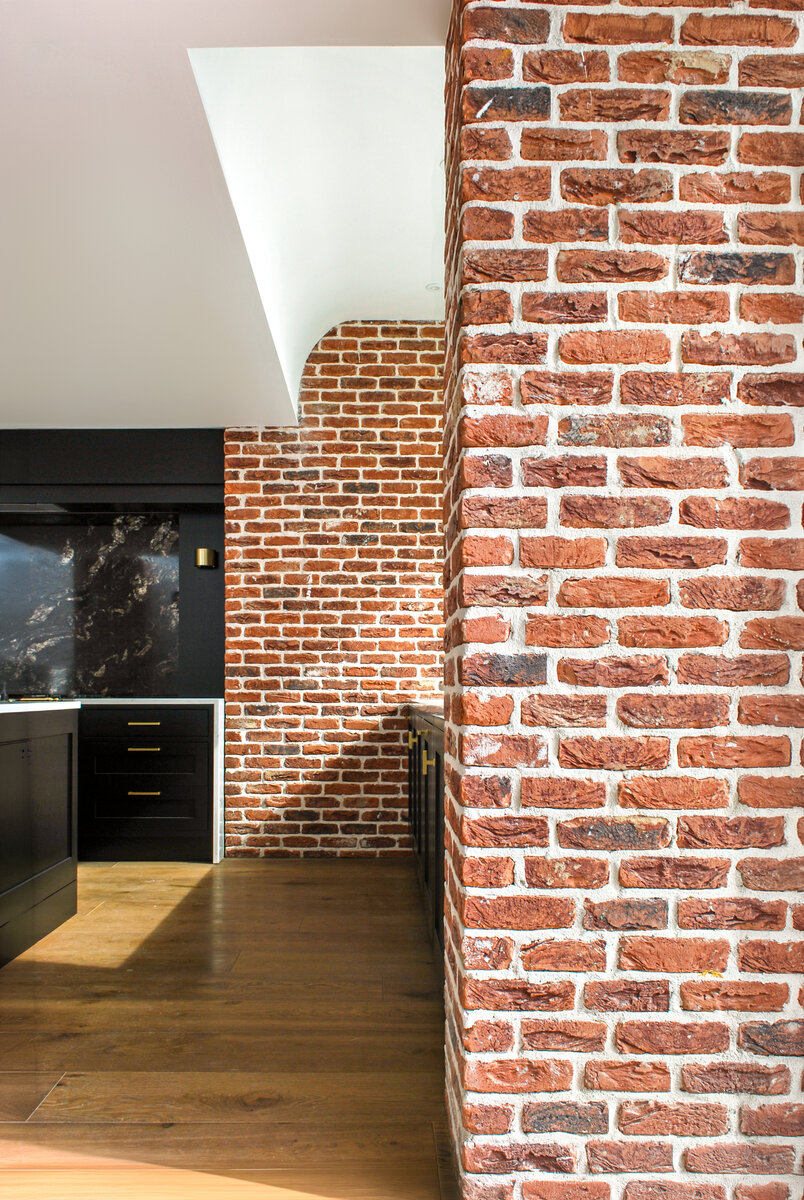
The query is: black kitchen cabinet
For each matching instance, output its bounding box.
[78,704,215,861]
[0,706,78,966]
[407,705,444,958]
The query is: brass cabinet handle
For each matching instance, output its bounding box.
[128,791,161,796]
[128,747,161,752]
[422,753,436,776]
[408,730,418,750]
[128,721,161,726]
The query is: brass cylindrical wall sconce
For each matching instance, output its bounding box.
[195,548,218,569]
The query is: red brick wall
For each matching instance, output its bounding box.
[444,3,803,1195]
[224,321,444,855]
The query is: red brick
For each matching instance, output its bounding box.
[462,207,515,243]
[740,695,804,728]
[620,374,730,408]
[463,1142,577,1176]
[560,91,671,123]
[522,292,608,324]
[523,1186,609,1200]
[521,371,613,406]
[462,371,515,406]
[564,13,673,44]
[463,7,551,45]
[560,168,672,205]
[558,578,670,607]
[525,857,609,889]
[618,130,730,165]
[739,131,804,166]
[681,13,798,46]
[463,895,574,931]
[587,1141,673,1174]
[679,171,790,205]
[620,50,730,86]
[583,898,667,932]
[559,737,670,771]
[616,539,728,571]
[459,535,514,567]
[461,733,547,768]
[524,50,610,85]
[463,937,515,971]
[522,777,607,810]
[559,415,671,448]
[463,979,576,1012]
[678,251,795,286]
[460,413,548,449]
[618,777,729,810]
[460,454,514,489]
[463,1058,573,1094]
[523,208,609,244]
[740,212,804,244]
[521,536,606,568]
[461,127,514,163]
[740,1103,804,1137]
[462,47,514,84]
[525,615,611,648]
[681,981,789,1012]
[560,331,671,366]
[557,249,668,282]
[618,209,728,244]
[678,577,786,610]
[744,294,804,326]
[460,495,548,529]
[585,1061,671,1093]
[463,87,550,125]
[585,981,670,1014]
[623,1185,725,1200]
[459,775,513,810]
[521,939,606,972]
[741,53,804,87]
[463,1103,513,1136]
[619,936,729,972]
[619,1101,727,1137]
[685,1143,796,1175]
[733,1186,790,1200]
[522,693,607,728]
[459,573,549,608]
[740,543,804,572]
[462,168,552,205]
[522,128,608,162]
[558,815,670,850]
[738,376,804,407]
[738,856,804,891]
[558,656,669,688]
[682,498,790,531]
[619,290,728,324]
[463,1021,515,1053]
[678,736,790,769]
[739,776,804,809]
[461,332,547,366]
[738,1020,804,1056]
[460,289,514,326]
[682,332,796,367]
[739,940,804,974]
[619,858,730,890]
[740,614,804,651]
[677,654,788,687]
[680,89,792,126]
[682,1062,791,1095]
[522,454,607,489]
[678,816,785,850]
[619,455,727,490]
[461,857,516,889]
[458,693,517,727]
[523,1099,608,1134]
[618,616,729,648]
[462,815,548,848]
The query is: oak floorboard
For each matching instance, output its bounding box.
[0,860,450,1198]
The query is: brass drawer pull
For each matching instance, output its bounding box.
[128,747,161,752]
[408,730,418,750]
[128,721,161,726]
[422,753,436,776]
[128,791,162,796]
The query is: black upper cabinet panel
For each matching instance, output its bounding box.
[0,430,223,488]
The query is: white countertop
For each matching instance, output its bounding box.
[0,701,82,714]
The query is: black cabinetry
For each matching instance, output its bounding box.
[78,704,214,861]
[407,705,444,957]
[0,707,78,966]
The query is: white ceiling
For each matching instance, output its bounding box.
[0,1,449,429]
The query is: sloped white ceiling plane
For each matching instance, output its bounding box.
[0,1,448,429]
[191,47,446,422]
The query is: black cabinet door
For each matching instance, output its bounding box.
[78,707,214,861]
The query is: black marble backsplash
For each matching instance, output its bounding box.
[0,515,179,697]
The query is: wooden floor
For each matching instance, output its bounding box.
[0,860,455,1199]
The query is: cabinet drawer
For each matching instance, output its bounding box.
[80,706,210,738]
[79,738,209,785]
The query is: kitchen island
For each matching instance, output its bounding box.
[0,702,80,966]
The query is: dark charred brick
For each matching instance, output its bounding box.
[584,899,668,932]
[680,90,791,126]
